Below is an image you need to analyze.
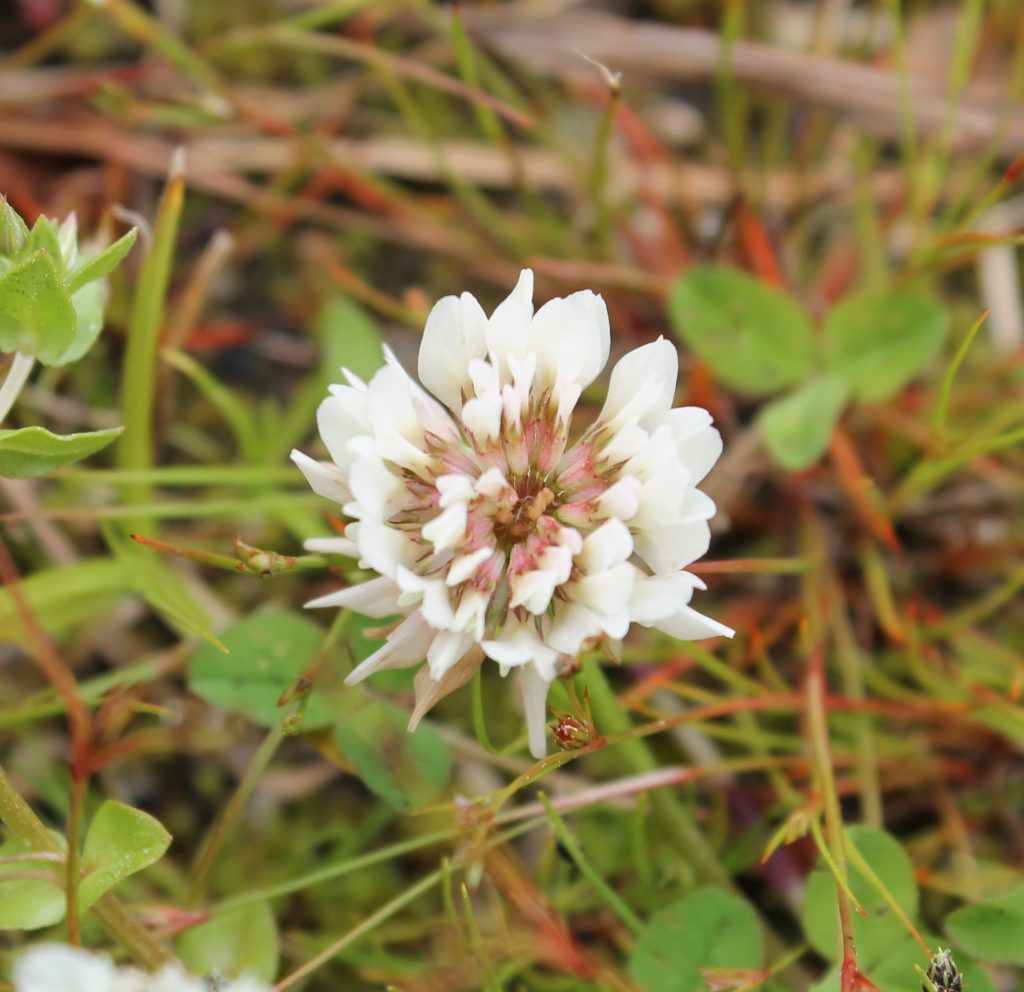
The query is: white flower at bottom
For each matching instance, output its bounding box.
[12,945,271,992]
[294,269,733,758]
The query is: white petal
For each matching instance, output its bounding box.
[579,517,634,574]
[677,426,723,484]
[437,473,475,508]
[291,449,348,504]
[345,613,433,684]
[427,630,474,679]
[527,289,610,393]
[367,364,426,446]
[594,475,641,523]
[317,389,368,472]
[654,407,723,482]
[598,338,679,432]
[628,571,704,624]
[396,567,455,629]
[446,546,494,586]
[304,576,403,617]
[422,502,468,552]
[383,344,459,442]
[468,356,501,399]
[519,663,552,759]
[348,455,407,521]
[599,421,648,466]
[509,568,559,615]
[679,488,717,522]
[546,602,601,655]
[574,563,636,617]
[452,590,487,640]
[352,520,417,577]
[483,618,561,676]
[485,269,535,380]
[13,945,121,992]
[304,536,359,557]
[655,604,735,641]
[475,466,511,499]
[418,291,489,410]
[633,520,711,574]
[461,395,502,442]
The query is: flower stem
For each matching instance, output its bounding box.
[65,774,86,945]
[187,723,283,904]
[806,653,860,989]
[0,351,35,424]
[581,658,729,887]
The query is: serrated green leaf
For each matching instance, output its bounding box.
[78,801,171,912]
[629,887,763,992]
[946,883,1024,965]
[66,229,138,295]
[189,612,332,730]
[0,833,66,930]
[177,902,279,983]
[802,826,919,969]
[0,250,76,364]
[824,289,951,402]
[668,267,818,394]
[757,374,848,470]
[0,425,123,478]
[334,699,450,811]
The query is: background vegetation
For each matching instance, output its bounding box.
[1,1,1023,990]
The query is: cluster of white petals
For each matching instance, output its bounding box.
[294,270,733,757]
[12,945,270,992]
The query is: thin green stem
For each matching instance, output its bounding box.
[187,724,284,904]
[538,793,643,935]
[64,774,86,945]
[806,656,856,974]
[582,659,729,887]
[274,817,541,990]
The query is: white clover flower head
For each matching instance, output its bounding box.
[12,945,272,992]
[293,270,733,757]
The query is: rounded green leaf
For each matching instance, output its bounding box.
[0,250,76,364]
[0,833,66,931]
[178,901,278,983]
[668,267,818,394]
[757,374,848,471]
[629,887,763,992]
[188,612,333,730]
[824,288,950,402]
[946,883,1024,965]
[802,826,919,969]
[53,278,106,366]
[0,426,123,478]
[334,699,451,811]
[78,800,171,912]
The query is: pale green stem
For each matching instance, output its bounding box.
[0,351,35,424]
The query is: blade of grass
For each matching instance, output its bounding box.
[117,149,187,530]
